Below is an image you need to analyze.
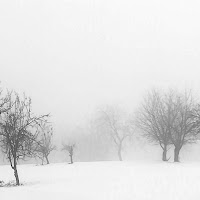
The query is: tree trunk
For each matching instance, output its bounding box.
[41,156,44,165]
[14,167,20,186]
[70,154,73,164]
[13,159,20,186]
[162,146,168,161]
[174,147,180,162]
[118,147,122,161]
[45,155,49,164]
[12,157,20,186]
[9,156,20,186]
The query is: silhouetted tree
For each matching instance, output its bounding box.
[0,93,49,185]
[137,89,199,162]
[167,90,198,162]
[136,89,172,161]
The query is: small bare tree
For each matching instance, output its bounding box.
[93,105,133,161]
[62,143,75,164]
[34,123,56,165]
[0,93,49,185]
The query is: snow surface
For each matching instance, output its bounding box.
[1,161,200,200]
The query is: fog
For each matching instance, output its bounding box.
[1,0,200,162]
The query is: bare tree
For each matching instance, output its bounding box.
[34,123,56,165]
[136,89,199,162]
[136,89,172,161]
[62,143,75,164]
[167,90,198,162]
[93,105,133,161]
[0,93,49,185]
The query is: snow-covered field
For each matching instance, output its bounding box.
[1,161,200,200]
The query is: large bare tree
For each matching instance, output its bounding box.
[0,93,49,185]
[136,89,172,161]
[93,105,133,161]
[167,90,198,162]
[137,89,199,162]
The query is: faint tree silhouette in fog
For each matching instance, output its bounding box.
[0,93,49,185]
[34,122,56,165]
[93,105,133,161]
[62,143,75,164]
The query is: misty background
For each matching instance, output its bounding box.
[1,0,200,163]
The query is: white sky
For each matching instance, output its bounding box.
[1,0,200,137]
